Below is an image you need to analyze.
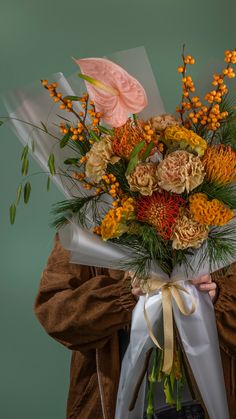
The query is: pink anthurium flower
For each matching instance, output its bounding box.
[74,57,148,127]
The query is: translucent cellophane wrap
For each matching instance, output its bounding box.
[3,47,235,419]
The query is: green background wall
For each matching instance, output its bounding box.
[0,0,235,418]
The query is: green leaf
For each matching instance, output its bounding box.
[16,184,22,205]
[46,175,51,191]
[41,121,48,133]
[21,145,29,161]
[129,140,146,159]
[24,182,31,204]
[90,130,100,141]
[21,156,29,176]
[64,158,79,165]
[9,204,16,224]
[48,153,56,175]
[126,140,146,176]
[98,126,113,135]
[60,131,70,148]
[0,120,3,126]
[126,155,139,176]
[142,141,154,161]
[63,95,81,101]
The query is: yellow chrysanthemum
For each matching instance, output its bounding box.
[189,193,234,226]
[100,197,135,240]
[164,126,207,156]
[202,145,236,184]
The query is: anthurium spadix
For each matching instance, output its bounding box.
[74,57,148,127]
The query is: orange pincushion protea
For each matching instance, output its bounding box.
[111,118,146,158]
[136,191,186,239]
[202,145,236,184]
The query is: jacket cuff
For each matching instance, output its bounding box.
[119,280,137,312]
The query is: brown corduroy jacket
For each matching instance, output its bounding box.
[34,234,236,419]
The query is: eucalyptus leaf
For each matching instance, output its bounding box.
[60,131,70,148]
[16,184,22,205]
[24,182,31,204]
[9,204,16,224]
[48,153,56,175]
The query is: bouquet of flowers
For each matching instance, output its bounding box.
[2,47,236,418]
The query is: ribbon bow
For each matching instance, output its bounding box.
[141,277,196,374]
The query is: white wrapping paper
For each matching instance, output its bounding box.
[3,46,235,419]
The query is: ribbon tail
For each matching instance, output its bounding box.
[143,294,162,351]
[162,288,173,375]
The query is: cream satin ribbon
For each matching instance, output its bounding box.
[141,277,196,375]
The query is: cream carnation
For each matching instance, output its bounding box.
[149,114,180,133]
[85,135,120,183]
[171,209,209,250]
[157,150,205,194]
[127,162,159,196]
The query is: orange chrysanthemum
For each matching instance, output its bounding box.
[202,145,236,184]
[189,193,234,226]
[136,191,186,239]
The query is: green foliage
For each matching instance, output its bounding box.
[111,223,173,276]
[47,153,56,175]
[21,156,29,176]
[214,94,236,150]
[9,204,16,225]
[63,96,82,101]
[60,131,71,148]
[196,223,236,271]
[64,158,79,165]
[51,194,104,229]
[0,120,3,126]
[126,140,146,175]
[141,141,154,161]
[16,184,22,205]
[107,160,131,194]
[46,175,51,191]
[24,182,31,203]
[41,121,48,133]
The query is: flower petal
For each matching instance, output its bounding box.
[74,57,148,127]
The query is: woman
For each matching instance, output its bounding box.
[34,234,236,419]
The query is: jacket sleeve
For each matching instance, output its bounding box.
[34,234,136,351]
[213,262,236,358]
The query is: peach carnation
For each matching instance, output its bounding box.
[127,162,159,196]
[157,150,205,194]
[171,209,209,250]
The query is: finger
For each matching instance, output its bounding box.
[209,289,217,301]
[198,282,217,291]
[192,274,211,285]
[131,287,145,297]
